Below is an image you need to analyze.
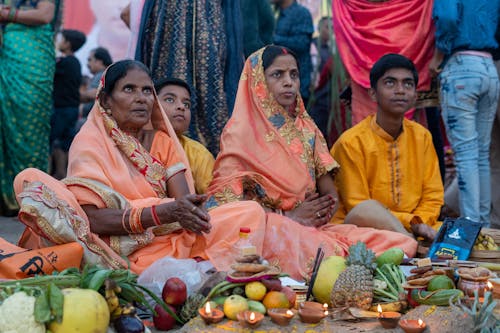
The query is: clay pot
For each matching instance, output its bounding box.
[378,311,401,329]
[458,278,489,297]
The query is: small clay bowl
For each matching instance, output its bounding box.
[298,308,326,324]
[399,319,427,333]
[378,311,401,329]
[267,308,296,326]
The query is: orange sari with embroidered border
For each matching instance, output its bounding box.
[206,48,417,279]
[13,68,267,274]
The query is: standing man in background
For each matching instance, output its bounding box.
[272,0,314,106]
[241,0,274,58]
[431,0,500,227]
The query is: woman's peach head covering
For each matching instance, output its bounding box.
[68,60,195,202]
[207,46,338,211]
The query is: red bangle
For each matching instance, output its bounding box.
[151,205,161,226]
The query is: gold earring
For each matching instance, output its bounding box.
[105,108,112,115]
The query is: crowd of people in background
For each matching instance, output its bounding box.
[0,0,499,238]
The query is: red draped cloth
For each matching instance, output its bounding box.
[333,0,435,124]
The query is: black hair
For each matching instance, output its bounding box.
[100,60,151,96]
[92,47,113,67]
[154,77,191,96]
[61,29,86,52]
[369,53,419,89]
[262,45,300,72]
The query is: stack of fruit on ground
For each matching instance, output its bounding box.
[0,265,175,333]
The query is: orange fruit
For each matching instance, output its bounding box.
[262,291,290,310]
[245,281,267,301]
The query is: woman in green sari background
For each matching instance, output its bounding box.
[0,0,62,215]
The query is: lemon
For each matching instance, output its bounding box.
[223,295,248,320]
[245,281,267,301]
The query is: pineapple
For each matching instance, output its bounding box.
[330,241,377,309]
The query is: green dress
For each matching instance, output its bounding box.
[0,0,62,214]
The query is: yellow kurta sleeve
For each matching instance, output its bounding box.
[180,136,215,194]
[331,135,372,215]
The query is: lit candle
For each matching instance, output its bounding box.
[377,304,382,317]
[249,312,256,323]
[205,302,212,317]
[418,319,424,327]
[487,281,493,290]
[286,310,294,317]
[323,303,328,310]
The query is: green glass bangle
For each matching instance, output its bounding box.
[7,6,16,22]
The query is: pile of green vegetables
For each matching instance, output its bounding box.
[373,263,406,302]
[0,265,181,326]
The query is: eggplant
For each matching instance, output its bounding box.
[113,315,145,333]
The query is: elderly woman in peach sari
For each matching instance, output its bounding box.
[206,46,418,279]
[14,60,265,273]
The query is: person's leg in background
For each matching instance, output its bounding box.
[488,60,500,229]
[439,54,498,226]
[476,58,499,226]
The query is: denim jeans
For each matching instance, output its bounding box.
[439,53,500,225]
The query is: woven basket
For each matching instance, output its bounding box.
[469,228,500,263]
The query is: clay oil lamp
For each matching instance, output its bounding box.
[377,304,401,329]
[198,302,224,325]
[267,308,296,326]
[399,318,426,333]
[237,311,264,329]
[299,301,324,312]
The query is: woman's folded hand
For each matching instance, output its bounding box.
[163,194,212,235]
[285,192,336,228]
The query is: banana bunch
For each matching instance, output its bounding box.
[473,234,499,251]
[104,278,136,319]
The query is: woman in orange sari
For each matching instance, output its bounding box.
[14,60,265,273]
[206,46,418,279]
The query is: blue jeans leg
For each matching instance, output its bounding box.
[439,54,499,225]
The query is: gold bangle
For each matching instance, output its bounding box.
[121,208,131,233]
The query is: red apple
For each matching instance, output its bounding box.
[162,277,187,305]
[153,303,177,331]
[280,286,297,308]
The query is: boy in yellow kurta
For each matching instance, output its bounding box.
[331,54,443,241]
[155,78,215,194]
